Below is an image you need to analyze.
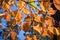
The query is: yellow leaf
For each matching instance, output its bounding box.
[30,3,37,9]
[29,0,37,9]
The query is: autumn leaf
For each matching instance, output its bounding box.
[11,19,16,26]
[23,22,31,32]
[24,15,31,21]
[15,11,22,24]
[17,0,26,10]
[29,0,37,10]
[34,15,43,22]
[39,2,45,12]
[33,24,42,34]
[2,3,10,11]
[6,3,10,10]
[6,13,11,22]
[12,11,17,17]
[22,7,31,15]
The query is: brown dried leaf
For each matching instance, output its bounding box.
[23,22,31,32]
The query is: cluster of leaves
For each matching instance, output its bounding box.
[0,0,60,40]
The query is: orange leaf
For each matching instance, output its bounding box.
[15,12,22,24]
[23,22,31,32]
[6,13,11,22]
[22,7,31,14]
[18,0,26,9]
